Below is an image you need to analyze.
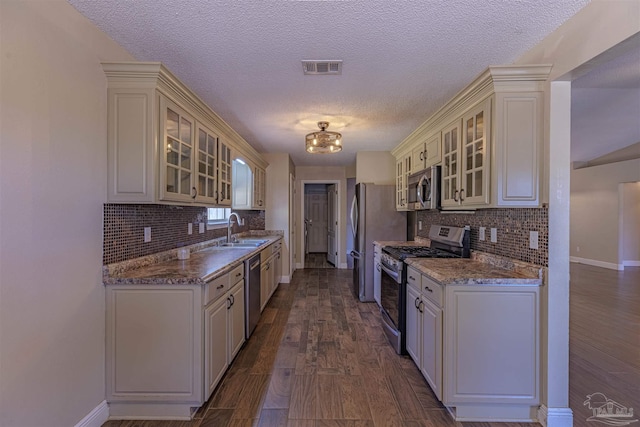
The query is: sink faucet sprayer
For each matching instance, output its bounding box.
[227,213,244,243]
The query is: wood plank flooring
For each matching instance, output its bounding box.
[104,264,640,427]
[304,253,335,269]
[568,264,639,427]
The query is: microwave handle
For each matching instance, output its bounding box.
[417,174,427,205]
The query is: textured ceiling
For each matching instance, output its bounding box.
[68,0,592,167]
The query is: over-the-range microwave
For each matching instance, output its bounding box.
[407,165,441,210]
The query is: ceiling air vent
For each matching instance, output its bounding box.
[302,60,343,75]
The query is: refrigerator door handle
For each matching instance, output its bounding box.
[350,195,358,237]
[350,250,361,259]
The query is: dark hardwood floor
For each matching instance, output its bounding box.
[304,253,335,269]
[103,264,639,427]
[568,264,639,427]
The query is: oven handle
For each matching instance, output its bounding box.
[380,263,400,283]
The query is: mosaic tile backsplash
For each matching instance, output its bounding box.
[103,204,265,264]
[416,208,548,266]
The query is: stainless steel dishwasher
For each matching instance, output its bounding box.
[244,253,261,339]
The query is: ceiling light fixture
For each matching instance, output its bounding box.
[305,121,342,154]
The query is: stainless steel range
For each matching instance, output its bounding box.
[379,224,470,354]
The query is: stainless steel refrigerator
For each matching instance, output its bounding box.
[349,183,407,302]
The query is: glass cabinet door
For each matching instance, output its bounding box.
[461,98,491,206]
[396,158,405,209]
[441,120,460,207]
[162,98,195,202]
[217,141,232,206]
[195,124,218,204]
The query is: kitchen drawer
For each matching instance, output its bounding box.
[272,241,282,252]
[407,267,421,291]
[229,264,244,285]
[204,274,228,306]
[422,275,443,307]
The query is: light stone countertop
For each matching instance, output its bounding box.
[405,257,541,286]
[103,233,283,285]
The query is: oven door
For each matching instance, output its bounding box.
[379,263,403,354]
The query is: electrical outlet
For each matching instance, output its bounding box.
[188,223,193,235]
[490,228,497,243]
[576,246,580,253]
[529,231,539,250]
[479,227,486,241]
[199,223,205,234]
[144,227,151,243]
[418,221,422,231]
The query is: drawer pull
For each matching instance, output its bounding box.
[409,275,416,281]
[216,284,225,290]
[424,286,433,292]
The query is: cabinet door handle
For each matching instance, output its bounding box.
[459,188,465,201]
[419,151,424,161]
[424,286,433,293]
[409,275,416,281]
[414,297,420,309]
[453,190,459,202]
[418,300,424,313]
[230,294,235,306]
[215,190,219,203]
[216,284,225,290]
[226,297,232,309]
[191,186,197,199]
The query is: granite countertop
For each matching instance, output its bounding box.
[103,234,283,286]
[405,257,541,286]
[374,237,430,248]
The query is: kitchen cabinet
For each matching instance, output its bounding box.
[395,153,412,211]
[232,160,266,210]
[404,266,540,422]
[260,240,281,311]
[405,267,443,400]
[106,265,245,419]
[392,65,551,209]
[411,133,442,173]
[252,166,266,209]
[441,98,491,208]
[103,62,266,206]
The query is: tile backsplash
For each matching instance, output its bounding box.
[416,208,548,266]
[103,204,265,264]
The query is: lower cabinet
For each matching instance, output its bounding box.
[405,269,443,401]
[106,264,245,420]
[260,240,282,311]
[405,266,540,422]
[204,277,245,400]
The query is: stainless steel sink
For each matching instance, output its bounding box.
[220,241,264,248]
[238,239,268,245]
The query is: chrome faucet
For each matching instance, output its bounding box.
[227,212,243,243]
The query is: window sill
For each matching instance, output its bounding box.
[207,222,228,231]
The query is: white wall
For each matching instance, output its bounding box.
[264,153,294,280]
[516,1,640,424]
[570,159,640,269]
[620,182,640,265]
[0,2,134,426]
[355,151,395,185]
[295,166,347,268]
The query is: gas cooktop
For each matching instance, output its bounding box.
[382,246,461,260]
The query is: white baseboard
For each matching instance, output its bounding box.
[75,400,109,427]
[570,256,623,271]
[339,263,348,269]
[296,262,303,269]
[538,405,573,427]
[623,260,640,267]
[280,274,291,283]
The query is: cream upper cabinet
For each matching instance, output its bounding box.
[411,133,442,174]
[103,62,266,207]
[395,153,412,211]
[442,98,492,208]
[252,166,266,209]
[392,65,551,210]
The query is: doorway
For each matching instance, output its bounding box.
[301,181,339,269]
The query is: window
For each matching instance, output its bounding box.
[207,207,231,228]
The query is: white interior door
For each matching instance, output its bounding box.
[327,184,337,265]
[305,191,328,253]
[290,174,296,276]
